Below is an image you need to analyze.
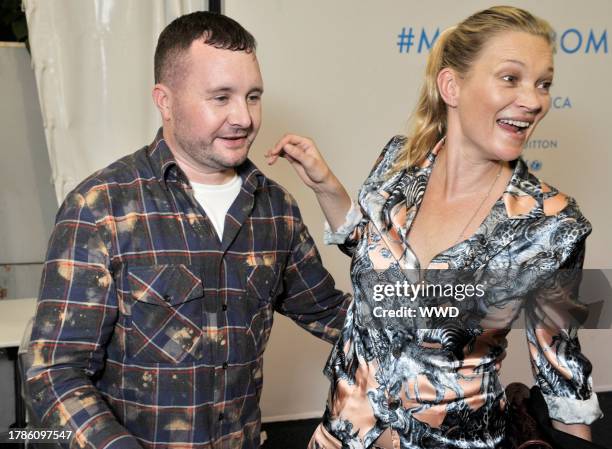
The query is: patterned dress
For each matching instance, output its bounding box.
[312,136,602,449]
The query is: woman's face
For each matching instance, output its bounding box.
[453,31,554,161]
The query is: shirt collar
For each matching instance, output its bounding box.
[147,128,183,187]
[502,157,549,219]
[147,128,265,194]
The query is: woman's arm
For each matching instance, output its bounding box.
[266,134,352,231]
[525,219,602,441]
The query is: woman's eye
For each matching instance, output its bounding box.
[538,81,553,92]
[502,75,517,83]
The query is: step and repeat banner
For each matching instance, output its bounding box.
[224,0,612,420]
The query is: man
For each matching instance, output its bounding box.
[26,12,350,449]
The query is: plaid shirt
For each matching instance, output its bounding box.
[26,129,350,449]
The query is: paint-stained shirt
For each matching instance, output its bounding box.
[26,129,350,449]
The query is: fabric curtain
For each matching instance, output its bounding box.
[23,0,209,202]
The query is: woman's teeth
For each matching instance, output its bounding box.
[497,119,531,130]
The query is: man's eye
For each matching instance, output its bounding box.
[502,75,517,83]
[214,96,229,103]
[247,94,261,103]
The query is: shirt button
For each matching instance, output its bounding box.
[218,412,224,421]
[222,304,227,311]
[222,361,228,369]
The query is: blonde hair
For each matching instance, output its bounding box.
[392,6,554,172]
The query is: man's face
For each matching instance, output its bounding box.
[167,40,263,173]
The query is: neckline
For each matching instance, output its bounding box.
[404,198,505,270]
[191,174,241,191]
[402,149,512,270]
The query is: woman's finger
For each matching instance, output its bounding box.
[267,140,310,166]
[271,134,298,154]
[266,134,321,170]
[282,142,309,161]
[271,134,313,156]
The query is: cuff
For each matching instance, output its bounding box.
[543,392,603,424]
[323,200,363,245]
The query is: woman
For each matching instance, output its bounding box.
[267,6,602,449]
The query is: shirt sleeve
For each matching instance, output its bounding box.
[323,135,407,257]
[26,191,143,449]
[275,194,352,344]
[323,199,363,245]
[524,219,603,425]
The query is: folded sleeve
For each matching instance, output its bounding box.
[323,199,363,245]
[324,135,407,257]
[524,211,603,425]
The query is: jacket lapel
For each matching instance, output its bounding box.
[472,158,546,266]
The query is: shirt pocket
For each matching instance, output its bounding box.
[241,264,281,358]
[126,264,204,364]
[246,263,282,302]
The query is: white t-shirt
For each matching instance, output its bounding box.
[191,175,242,241]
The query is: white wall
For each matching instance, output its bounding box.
[0,44,57,266]
[224,0,612,421]
[0,42,57,431]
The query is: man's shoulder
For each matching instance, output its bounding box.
[69,146,152,198]
[247,168,309,223]
[254,172,299,208]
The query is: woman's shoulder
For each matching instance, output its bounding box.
[509,163,592,267]
[526,169,588,219]
[522,165,592,246]
[363,135,408,185]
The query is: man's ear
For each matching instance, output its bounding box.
[437,68,460,108]
[152,83,173,122]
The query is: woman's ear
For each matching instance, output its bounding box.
[437,68,460,108]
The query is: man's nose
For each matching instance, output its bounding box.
[228,99,252,128]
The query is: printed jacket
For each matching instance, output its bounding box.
[321,136,602,449]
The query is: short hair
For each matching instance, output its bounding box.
[154,11,257,86]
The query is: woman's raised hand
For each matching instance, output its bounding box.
[266,134,353,231]
[266,134,333,193]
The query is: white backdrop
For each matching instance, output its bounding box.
[0,44,56,265]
